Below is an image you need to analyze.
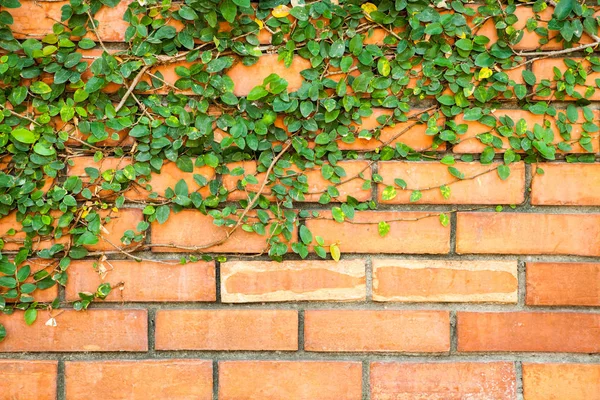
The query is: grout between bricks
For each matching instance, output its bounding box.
[298,310,305,351]
[449,311,458,354]
[365,256,373,302]
[212,360,219,400]
[517,260,527,307]
[57,359,66,400]
[362,360,370,400]
[516,361,524,400]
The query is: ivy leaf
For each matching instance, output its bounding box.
[0,323,5,343]
[24,308,37,326]
[330,243,341,261]
[0,260,16,275]
[409,190,422,202]
[30,81,51,94]
[156,205,170,224]
[331,207,345,223]
[440,185,451,200]
[221,0,237,23]
[247,86,269,101]
[439,213,450,227]
[497,165,510,180]
[155,25,177,39]
[553,0,574,20]
[394,179,407,189]
[299,225,312,245]
[448,167,465,179]
[11,128,38,143]
[378,221,390,237]
[381,186,397,201]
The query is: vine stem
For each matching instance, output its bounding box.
[114,65,151,113]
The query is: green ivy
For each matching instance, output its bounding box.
[0,0,599,337]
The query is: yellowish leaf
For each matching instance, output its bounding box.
[361,2,377,21]
[330,243,341,262]
[254,18,264,30]
[272,5,290,18]
[478,67,493,81]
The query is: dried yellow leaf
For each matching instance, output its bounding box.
[361,2,377,21]
[272,5,290,18]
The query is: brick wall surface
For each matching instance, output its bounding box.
[2,1,600,399]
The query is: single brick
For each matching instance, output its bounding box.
[89,208,144,252]
[0,360,57,400]
[452,109,599,154]
[0,211,70,252]
[10,0,131,41]
[370,362,516,400]
[305,211,450,254]
[377,161,525,204]
[338,108,445,152]
[65,259,215,302]
[304,310,450,352]
[65,360,213,400]
[226,55,310,96]
[0,309,147,352]
[457,312,600,353]
[533,58,600,100]
[224,160,372,202]
[526,262,600,306]
[532,163,600,205]
[221,259,365,302]
[219,361,363,400]
[522,363,600,400]
[456,212,600,256]
[150,209,295,253]
[373,259,518,303]
[155,309,298,350]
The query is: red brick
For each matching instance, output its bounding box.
[456,212,600,256]
[150,209,295,253]
[224,160,372,202]
[305,211,450,254]
[338,108,445,152]
[0,211,70,252]
[533,58,600,100]
[370,362,516,400]
[88,208,144,252]
[155,309,298,350]
[65,360,213,400]
[221,259,365,302]
[10,0,131,41]
[65,259,215,302]
[373,259,518,303]
[532,163,600,205]
[452,109,598,154]
[0,309,147,352]
[457,312,600,353]
[526,262,600,306]
[0,360,57,400]
[304,310,450,352]
[378,161,525,204]
[68,157,215,201]
[522,363,600,400]
[219,361,362,400]
[226,55,310,96]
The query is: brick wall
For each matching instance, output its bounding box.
[2,1,600,399]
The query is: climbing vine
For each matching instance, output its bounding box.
[0,0,599,339]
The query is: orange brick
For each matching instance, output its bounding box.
[0,360,57,400]
[224,160,372,202]
[10,0,131,41]
[456,212,600,256]
[0,309,147,352]
[373,259,518,303]
[304,310,450,352]
[65,259,215,302]
[457,312,600,353]
[532,163,600,205]
[522,363,600,400]
[378,161,525,204]
[338,108,445,152]
[221,259,365,302]
[370,362,516,400]
[305,211,450,254]
[65,360,213,400]
[0,259,58,303]
[226,55,310,96]
[533,58,600,100]
[89,208,144,252]
[526,262,600,306]
[68,157,215,200]
[150,209,295,253]
[452,109,598,154]
[219,361,363,400]
[0,211,70,252]
[155,309,298,350]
